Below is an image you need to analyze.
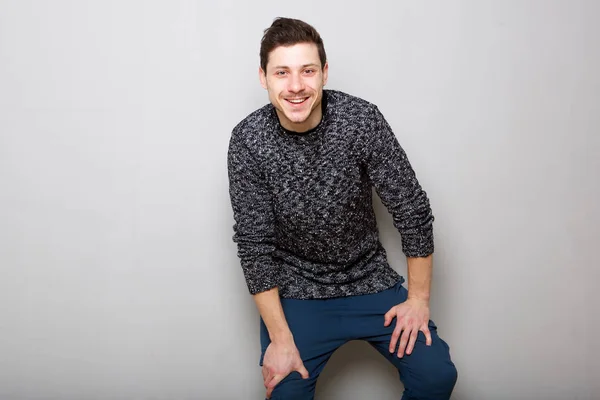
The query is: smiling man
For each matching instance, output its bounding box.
[227,17,457,400]
[259,43,326,132]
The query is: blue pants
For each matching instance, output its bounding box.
[260,281,457,399]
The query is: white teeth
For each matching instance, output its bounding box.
[287,98,307,104]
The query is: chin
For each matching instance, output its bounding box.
[285,112,310,123]
[282,102,315,119]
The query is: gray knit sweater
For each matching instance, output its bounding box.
[227,90,434,299]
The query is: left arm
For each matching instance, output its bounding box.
[383,255,434,358]
[363,106,435,357]
[406,254,432,304]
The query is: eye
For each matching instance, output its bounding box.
[304,69,315,74]
[275,70,287,76]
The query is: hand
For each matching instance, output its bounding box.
[384,298,432,358]
[262,339,309,399]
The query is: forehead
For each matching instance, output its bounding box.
[267,42,321,70]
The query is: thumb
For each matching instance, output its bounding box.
[296,364,310,379]
[384,309,395,327]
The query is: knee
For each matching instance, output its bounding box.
[417,361,458,398]
[433,362,458,393]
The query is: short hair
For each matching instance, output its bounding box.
[260,17,327,73]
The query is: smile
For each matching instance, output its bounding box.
[285,97,309,105]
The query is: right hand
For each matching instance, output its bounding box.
[262,339,309,399]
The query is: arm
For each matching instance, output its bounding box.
[363,107,435,357]
[227,134,280,295]
[253,288,307,398]
[407,254,433,303]
[227,133,307,396]
[253,287,293,343]
[227,133,293,337]
[363,106,435,260]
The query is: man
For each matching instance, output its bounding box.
[227,17,457,400]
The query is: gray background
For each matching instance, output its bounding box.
[1,0,598,399]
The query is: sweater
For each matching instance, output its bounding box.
[227,89,434,299]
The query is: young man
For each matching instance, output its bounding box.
[227,17,457,400]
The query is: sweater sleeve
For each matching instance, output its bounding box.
[364,106,435,257]
[227,132,280,295]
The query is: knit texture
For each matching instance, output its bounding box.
[227,90,434,299]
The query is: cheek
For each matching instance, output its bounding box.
[266,86,280,99]
[268,82,285,96]
[307,78,322,91]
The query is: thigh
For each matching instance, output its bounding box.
[259,298,346,400]
[368,319,457,399]
[358,284,457,399]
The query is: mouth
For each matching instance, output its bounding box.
[285,97,310,106]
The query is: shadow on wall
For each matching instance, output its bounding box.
[316,340,404,399]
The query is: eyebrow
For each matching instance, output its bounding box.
[272,63,320,70]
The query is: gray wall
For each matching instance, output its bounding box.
[1,1,598,399]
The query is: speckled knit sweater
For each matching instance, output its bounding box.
[227,89,434,299]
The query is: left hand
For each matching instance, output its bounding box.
[384,298,432,358]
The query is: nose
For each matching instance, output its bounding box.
[288,72,305,93]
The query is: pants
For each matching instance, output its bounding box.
[259,281,457,400]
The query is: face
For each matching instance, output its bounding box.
[260,42,329,132]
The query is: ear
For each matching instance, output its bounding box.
[259,67,267,89]
[322,62,329,86]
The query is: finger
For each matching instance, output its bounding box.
[422,325,432,346]
[265,378,274,399]
[265,374,284,399]
[405,328,419,355]
[384,308,396,327]
[397,326,412,358]
[296,364,310,379]
[267,374,284,389]
[389,325,402,353]
[263,366,274,386]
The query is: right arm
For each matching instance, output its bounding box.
[254,287,308,397]
[227,133,308,397]
[253,287,293,344]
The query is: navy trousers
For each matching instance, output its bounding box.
[259,281,457,399]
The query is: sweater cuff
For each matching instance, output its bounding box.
[242,257,280,295]
[401,229,435,258]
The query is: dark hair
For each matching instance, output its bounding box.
[260,17,327,73]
